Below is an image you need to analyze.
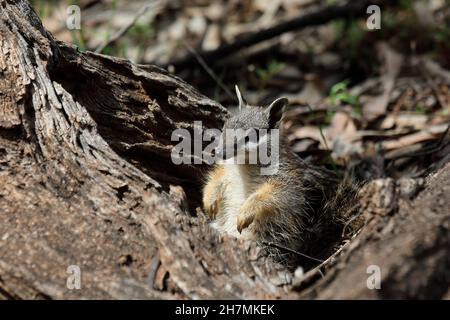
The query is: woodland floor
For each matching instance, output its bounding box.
[1,0,448,299]
[35,0,450,182]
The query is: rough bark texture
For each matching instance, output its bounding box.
[297,174,450,299]
[0,0,448,300]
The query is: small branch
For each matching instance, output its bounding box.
[388,123,450,162]
[261,241,324,263]
[163,0,390,70]
[95,1,161,54]
[183,42,235,100]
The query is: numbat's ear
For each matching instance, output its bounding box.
[235,85,247,111]
[266,97,288,128]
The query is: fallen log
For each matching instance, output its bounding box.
[0,0,448,299]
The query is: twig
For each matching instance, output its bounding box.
[388,123,450,162]
[306,105,330,151]
[293,238,354,289]
[261,241,324,263]
[435,122,450,146]
[341,207,362,238]
[95,1,161,54]
[386,75,450,163]
[182,42,235,100]
[82,0,102,10]
[163,0,391,70]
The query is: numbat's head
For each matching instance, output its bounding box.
[217,86,289,161]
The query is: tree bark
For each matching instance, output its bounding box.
[0,0,448,300]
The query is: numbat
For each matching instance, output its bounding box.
[203,86,360,267]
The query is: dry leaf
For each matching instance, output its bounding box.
[380,113,428,130]
[382,123,449,150]
[363,43,403,119]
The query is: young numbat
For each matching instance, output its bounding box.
[202,86,360,268]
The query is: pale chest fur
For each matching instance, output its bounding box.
[210,162,263,238]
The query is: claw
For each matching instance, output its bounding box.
[204,199,219,220]
[211,201,217,219]
[237,211,255,233]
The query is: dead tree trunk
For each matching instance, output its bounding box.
[0,0,448,299]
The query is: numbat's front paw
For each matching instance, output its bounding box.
[203,197,220,219]
[236,208,255,233]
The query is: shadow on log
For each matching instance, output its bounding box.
[0,0,448,299]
